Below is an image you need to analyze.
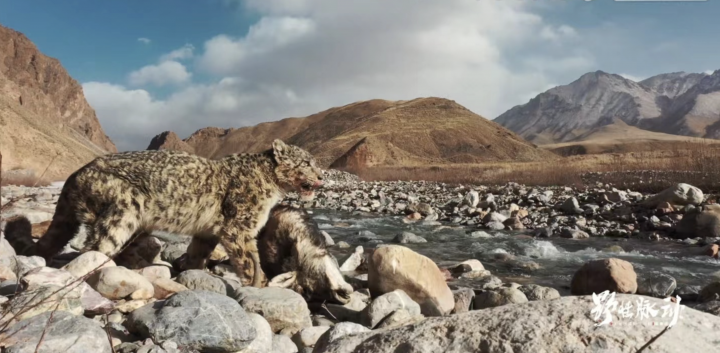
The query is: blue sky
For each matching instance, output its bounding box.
[1,0,718,151]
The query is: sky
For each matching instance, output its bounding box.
[1,0,718,151]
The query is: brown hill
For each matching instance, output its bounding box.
[147,97,558,172]
[0,23,117,180]
[542,120,720,156]
[147,131,195,154]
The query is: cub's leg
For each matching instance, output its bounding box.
[84,205,141,258]
[219,225,266,287]
[185,236,220,270]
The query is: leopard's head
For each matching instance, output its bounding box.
[271,139,324,201]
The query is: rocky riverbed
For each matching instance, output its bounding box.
[2,172,720,352]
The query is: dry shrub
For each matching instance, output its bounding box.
[353,141,720,193]
[0,171,51,187]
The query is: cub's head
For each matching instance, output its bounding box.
[271,139,324,201]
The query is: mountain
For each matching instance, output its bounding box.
[648,70,720,138]
[495,69,720,145]
[147,97,558,171]
[640,72,707,99]
[494,71,663,144]
[0,23,117,180]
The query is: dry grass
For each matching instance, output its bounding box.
[0,172,51,187]
[353,140,720,193]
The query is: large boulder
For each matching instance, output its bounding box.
[0,311,112,353]
[642,183,703,208]
[126,290,256,352]
[314,295,720,353]
[367,245,454,316]
[571,258,637,295]
[234,287,312,334]
[674,204,720,239]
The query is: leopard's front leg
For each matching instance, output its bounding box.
[220,223,267,287]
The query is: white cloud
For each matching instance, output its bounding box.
[618,73,645,82]
[83,79,313,151]
[198,17,316,75]
[706,70,716,75]
[160,44,195,62]
[539,24,578,42]
[137,37,151,45]
[128,60,192,87]
[88,0,596,151]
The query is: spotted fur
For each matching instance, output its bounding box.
[19,139,323,287]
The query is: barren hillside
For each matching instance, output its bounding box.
[148,97,558,171]
[0,23,117,180]
[542,120,720,156]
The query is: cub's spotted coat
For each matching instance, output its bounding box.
[30,139,323,286]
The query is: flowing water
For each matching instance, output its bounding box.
[312,209,720,295]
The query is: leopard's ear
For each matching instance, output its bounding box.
[272,139,287,156]
[272,139,289,164]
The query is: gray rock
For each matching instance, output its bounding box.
[474,287,528,309]
[518,284,560,301]
[339,246,364,272]
[643,183,704,208]
[20,267,114,316]
[5,284,84,323]
[273,334,299,353]
[312,322,370,353]
[694,300,720,316]
[463,191,480,208]
[0,238,17,258]
[241,313,274,353]
[127,290,256,352]
[160,242,188,263]
[175,269,227,295]
[485,221,505,230]
[561,197,583,214]
[637,273,677,298]
[374,308,424,330]
[360,289,421,329]
[235,287,313,334]
[674,284,701,302]
[560,228,589,239]
[321,231,336,246]
[392,232,427,244]
[0,256,46,277]
[86,266,154,300]
[482,212,507,224]
[292,326,330,352]
[316,295,720,353]
[0,311,112,353]
[452,288,475,313]
[468,231,493,238]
